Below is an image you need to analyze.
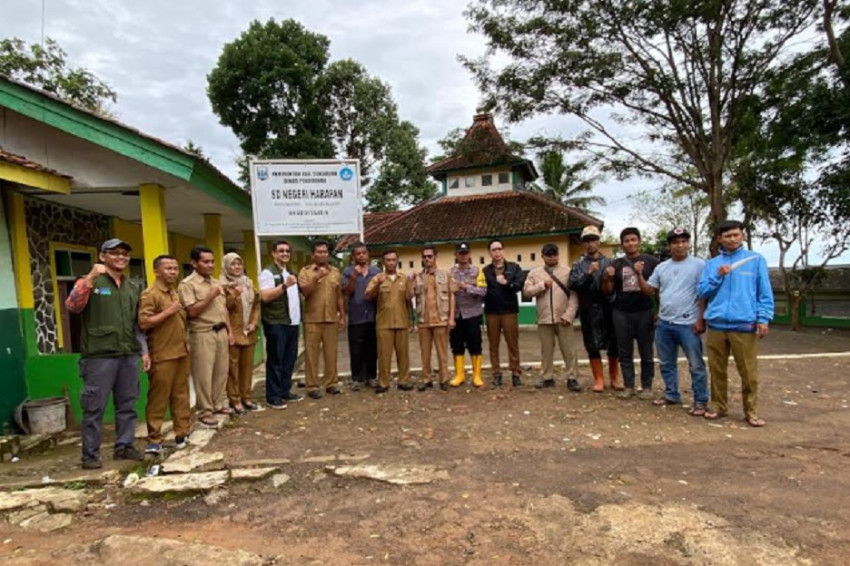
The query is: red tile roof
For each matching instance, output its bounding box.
[0,148,72,179]
[353,190,602,247]
[427,113,536,180]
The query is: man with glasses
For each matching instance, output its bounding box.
[259,240,303,409]
[449,242,487,388]
[523,243,581,391]
[482,239,526,388]
[298,240,346,399]
[411,246,456,391]
[66,238,150,469]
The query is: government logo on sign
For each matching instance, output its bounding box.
[257,166,269,181]
[339,166,354,181]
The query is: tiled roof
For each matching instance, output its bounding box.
[0,148,72,179]
[335,210,406,252]
[427,113,536,179]
[357,190,602,247]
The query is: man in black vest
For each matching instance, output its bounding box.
[65,238,150,469]
[258,239,303,409]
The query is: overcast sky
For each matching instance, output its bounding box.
[3,0,846,266]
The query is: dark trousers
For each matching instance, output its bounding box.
[450,315,483,355]
[612,308,655,389]
[348,322,377,382]
[264,323,299,404]
[79,356,139,461]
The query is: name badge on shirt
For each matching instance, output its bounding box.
[94,287,112,296]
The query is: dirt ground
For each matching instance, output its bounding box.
[2,327,849,565]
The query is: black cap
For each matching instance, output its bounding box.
[541,243,559,256]
[455,242,470,253]
[666,227,691,242]
[100,238,132,252]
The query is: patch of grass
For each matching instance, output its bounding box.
[63,480,87,490]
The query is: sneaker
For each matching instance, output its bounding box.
[367,379,379,388]
[114,445,144,461]
[375,386,389,394]
[637,390,655,401]
[144,443,163,454]
[308,389,324,400]
[492,374,503,388]
[174,436,188,450]
[534,379,556,389]
[566,379,582,392]
[350,382,361,392]
[268,400,288,410]
[616,388,636,400]
[81,458,102,470]
[398,383,414,391]
[283,393,304,402]
[511,374,522,387]
[417,381,434,391]
[326,386,342,395]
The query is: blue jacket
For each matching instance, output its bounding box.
[698,246,774,332]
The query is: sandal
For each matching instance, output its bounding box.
[688,405,707,417]
[197,415,218,428]
[703,410,727,420]
[745,416,766,427]
[215,407,234,415]
[231,404,246,415]
[652,397,679,406]
[243,401,258,411]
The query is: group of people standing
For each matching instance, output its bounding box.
[69,218,774,469]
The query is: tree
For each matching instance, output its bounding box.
[183,140,206,158]
[530,150,604,215]
[207,19,333,160]
[209,20,432,211]
[0,37,116,114]
[431,125,526,164]
[365,121,436,212]
[463,0,819,229]
[629,182,711,257]
[324,59,399,186]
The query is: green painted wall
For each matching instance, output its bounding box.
[0,191,27,428]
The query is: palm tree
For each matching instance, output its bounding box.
[532,150,605,216]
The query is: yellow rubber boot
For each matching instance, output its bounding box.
[472,355,484,388]
[450,355,466,387]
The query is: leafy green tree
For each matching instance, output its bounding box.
[531,150,604,215]
[463,0,819,228]
[183,140,206,158]
[207,19,333,160]
[324,59,399,186]
[366,121,435,212]
[0,37,116,114]
[209,20,431,211]
[629,181,711,257]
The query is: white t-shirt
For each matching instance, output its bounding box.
[258,266,301,325]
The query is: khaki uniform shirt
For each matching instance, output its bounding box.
[138,281,188,362]
[298,264,342,323]
[177,271,229,332]
[523,264,579,325]
[367,273,412,330]
[224,287,261,346]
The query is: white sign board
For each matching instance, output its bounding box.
[249,159,362,236]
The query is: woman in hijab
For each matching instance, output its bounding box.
[221,252,261,413]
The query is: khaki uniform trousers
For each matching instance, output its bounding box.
[706,330,760,418]
[228,343,255,405]
[145,355,191,443]
[304,322,339,391]
[377,328,410,388]
[539,324,579,380]
[418,325,450,383]
[486,313,520,375]
[189,330,229,417]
